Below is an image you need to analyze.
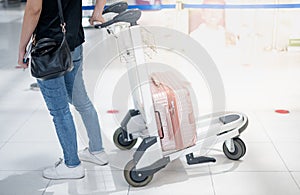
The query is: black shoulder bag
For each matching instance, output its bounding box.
[30,0,73,80]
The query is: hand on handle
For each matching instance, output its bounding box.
[89,14,105,26]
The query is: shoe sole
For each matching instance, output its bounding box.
[80,159,109,166]
[43,175,85,180]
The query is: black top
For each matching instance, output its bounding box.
[34,0,84,51]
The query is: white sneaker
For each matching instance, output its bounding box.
[43,158,85,180]
[78,148,109,166]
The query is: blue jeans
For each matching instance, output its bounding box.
[37,45,104,167]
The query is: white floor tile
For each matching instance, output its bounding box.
[0,104,41,125]
[9,109,57,143]
[0,171,48,195]
[45,170,129,195]
[0,142,5,149]
[0,77,43,125]
[0,93,43,113]
[275,142,300,171]
[212,172,300,195]
[238,111,271,143]
[0,107,36,125]
[257,114,300,142]
[0,142,62,171]
[255,110,300,122]
[266,123,300,142]
[209,143,288,172]
[253,111,300,142]
[129,171,214,195]
[0,68,34,90]
[0,118,26,142]
[0,24,21,59]
[291,172,300,189]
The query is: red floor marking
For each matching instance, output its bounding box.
[107,109,119,114]
[275,109,290,114]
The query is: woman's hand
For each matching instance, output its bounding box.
[89,13,105,25]
[17,47,29,70]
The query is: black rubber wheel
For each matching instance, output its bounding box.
[223,137,246,160]
[113,128,137,150]
[124,160,153,187]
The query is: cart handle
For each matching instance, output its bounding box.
[102,1,128,14]
[95,9,142,29]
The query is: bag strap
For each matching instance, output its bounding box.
[57,0,66,34]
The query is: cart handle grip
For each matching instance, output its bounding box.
[95,9,141,29]
[102,1,128,15]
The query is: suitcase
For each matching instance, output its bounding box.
[150,71,197,151]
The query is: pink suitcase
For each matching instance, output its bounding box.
[150,72,197,151]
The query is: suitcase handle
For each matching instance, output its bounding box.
[155,111,164,139]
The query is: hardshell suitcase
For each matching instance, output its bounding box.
[150,71,197,151]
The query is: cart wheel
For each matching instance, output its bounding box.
[124,160,153,187]
[113,128,137,150]
[223,138,246,160]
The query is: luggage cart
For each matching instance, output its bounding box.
[96,2,248,187]
[82,1,128,28]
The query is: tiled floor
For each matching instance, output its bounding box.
[1,2,300,195]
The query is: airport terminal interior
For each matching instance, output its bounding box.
[1,0,300,194]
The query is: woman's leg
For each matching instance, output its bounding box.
[37,77,80,167]
[65,45,104,153]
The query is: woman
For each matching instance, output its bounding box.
[18,0,108,180]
